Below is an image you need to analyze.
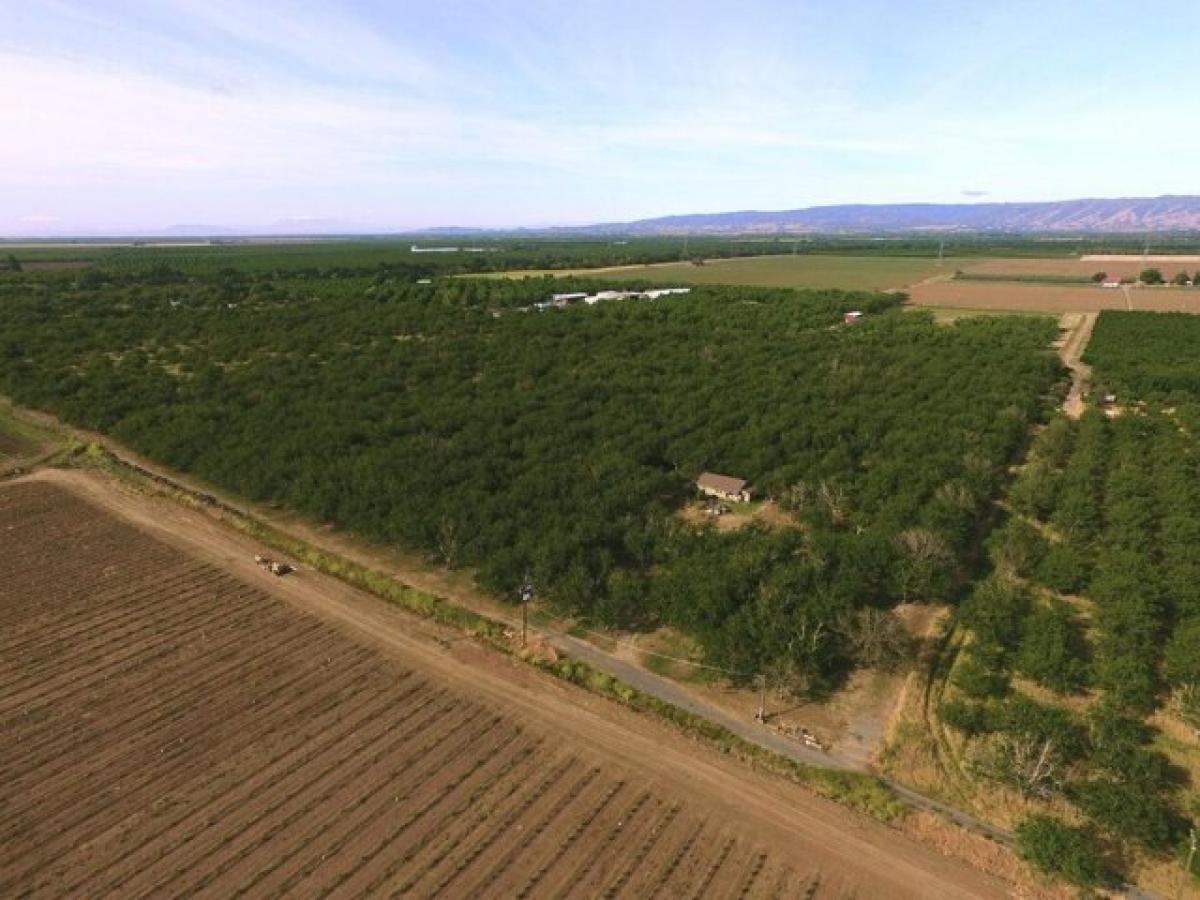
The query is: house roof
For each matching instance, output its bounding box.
[697,472,748,494]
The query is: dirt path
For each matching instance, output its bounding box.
[22,467,1010,899]
[1057,311,1097,419]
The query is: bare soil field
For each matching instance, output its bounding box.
[910,279,1200,314]
[1081,254,1200,264]
[0,473,1008,898]
[959,258,1143,279]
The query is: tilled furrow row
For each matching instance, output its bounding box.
[41,670,410,896]
[154,704,496,899]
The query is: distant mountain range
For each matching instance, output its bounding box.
[556,195,1200,235]
[12,196,1200,240]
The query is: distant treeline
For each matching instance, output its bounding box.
[9,233,1200,281]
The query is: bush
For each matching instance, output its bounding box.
[952,652,1010,699]
[992,695,1086,761]
[1033,542,1090,593]
[958,578,1030,655]
[1165,618,1200,686]
[1008,460,1059,520]
[989,518,1047,578]
[1015,599,1089,693]
[1014,814,1108,887]
[1072,779,1174,849]
[1087,704,1171,790]
[941,698,990,735]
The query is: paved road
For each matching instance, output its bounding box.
[542,631,1022,846]
[552,632,855,770]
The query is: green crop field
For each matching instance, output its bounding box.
[486,253,964,292]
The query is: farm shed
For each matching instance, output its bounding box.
[696,472,752,503]
[1101,274,1122,288]
[844,310,865,324]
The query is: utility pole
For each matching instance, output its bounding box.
[755,673,767,724]
[1178,827,1197,900]
[937,239,945,267]
[519,572,533,648]
[681,235,689,261]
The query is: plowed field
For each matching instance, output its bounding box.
[0,476,1006,898]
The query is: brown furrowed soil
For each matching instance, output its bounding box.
[0,473,1009,898]
[959,257,1144,279]
[910,278,1200,313]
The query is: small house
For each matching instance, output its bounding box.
[844,310,865,324]
[696,472,752,503]
[1101,275,1122,289]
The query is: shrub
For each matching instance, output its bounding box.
[952,652,1010,699]
[941,699,989,735]
[1014,814,1108,887]
[1033,542,1090,593]
[992,695,1086,761]
[1015,599,1089,693]
[1165,619,1200,686]
[1072,779,1174,849]
[989,518,1047,578]
[1008,460,1059,520]
[958,578,1030,655]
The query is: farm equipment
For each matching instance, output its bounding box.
[254,555,294,577]
[772,719,828,753]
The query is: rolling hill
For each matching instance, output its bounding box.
[567,195,1200,235]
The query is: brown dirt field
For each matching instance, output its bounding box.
[0,472,1011,899]
[960,257,1149,279]
[909,279,1200,314]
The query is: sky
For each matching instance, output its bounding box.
[3,0,1200,235]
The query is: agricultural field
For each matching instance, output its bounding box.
[909,278,1200,315]
[0,475,1007,898]
[1085,310,1200,398]
[890,315,1200,893]
[486,253,964,291]
[960,256,1200,281]
[925,412,1200,893]
[0,273,1064,696]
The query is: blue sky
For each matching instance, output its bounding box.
[3,0,1199,234]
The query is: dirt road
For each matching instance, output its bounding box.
[18,467,1010,899]
[1057,312,1097,418]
